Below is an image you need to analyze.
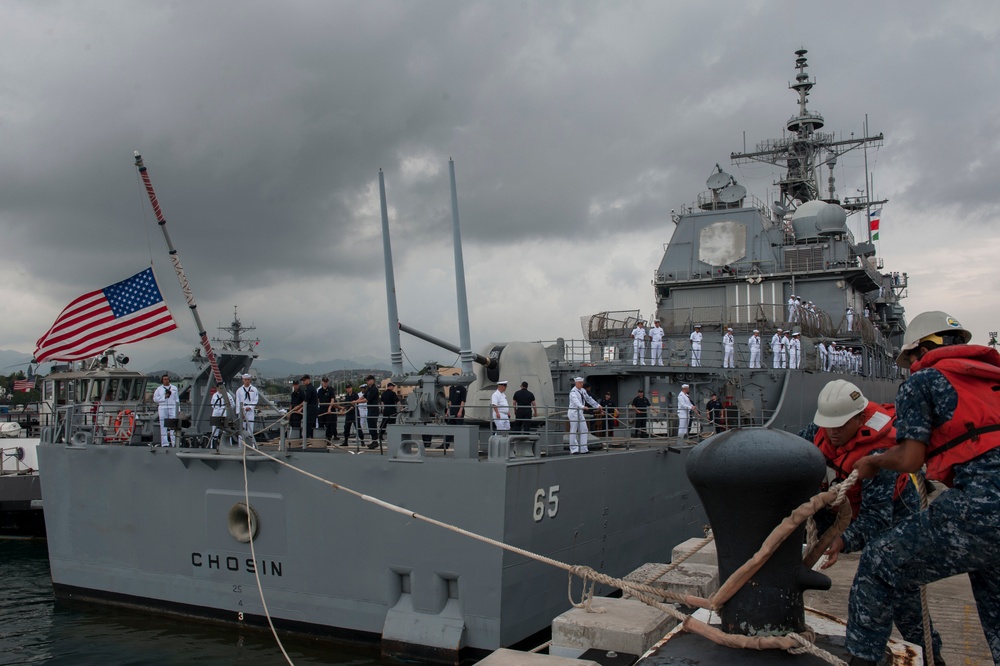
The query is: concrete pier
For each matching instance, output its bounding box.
[805,551,992,665]
[623,561,719,600]
[476,648,600,665]
[550,597,679,659]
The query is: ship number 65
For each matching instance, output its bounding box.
[533,485,560,522]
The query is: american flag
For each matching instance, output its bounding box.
[33,268,178,362]
[13,378,35,392]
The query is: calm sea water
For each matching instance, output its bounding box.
[0,540,380,665]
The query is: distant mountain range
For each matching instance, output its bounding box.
[0,350,34,373]
[0,349,391,378]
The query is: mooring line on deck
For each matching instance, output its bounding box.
[243,443,295,665]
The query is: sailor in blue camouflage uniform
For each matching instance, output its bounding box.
[847,311,1000,666]
[799,380,943,663]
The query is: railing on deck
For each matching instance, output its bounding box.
[540,331,899,380]
[471,401,783,453]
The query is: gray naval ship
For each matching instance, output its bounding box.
[36,50,904,662]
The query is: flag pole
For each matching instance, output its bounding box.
[133,152,237,427]
[863,114,872,244]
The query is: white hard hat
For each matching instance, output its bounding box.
[813,379,868,428]
[896,311,972,369]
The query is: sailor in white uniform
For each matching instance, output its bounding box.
[568,377,601,454]
[209,384,235,448]
[355,384,369,442]
[748,329,762,368]
[649,320,665,366]
[722,326,735,368]
[817,340,828,372]
[235,373,259,448]
[677,384,699,440]
[781,331,791,369]
[491,381,510,431]
[789,331,801,369]
[845,306,854,332]
[690,324,703,367]
[630,321,647,365]
[771,328,784,369]
[152,374,178,447]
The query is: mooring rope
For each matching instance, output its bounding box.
[911,472,936,666]
[242,442,295,665]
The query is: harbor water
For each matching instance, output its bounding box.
[0,540,379,665]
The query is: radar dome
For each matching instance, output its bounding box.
[791,200,847,239]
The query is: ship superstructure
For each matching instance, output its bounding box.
[541,50,906,432]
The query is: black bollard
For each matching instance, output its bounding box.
[685,428,831,636]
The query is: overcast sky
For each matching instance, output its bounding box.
[3,1,1000,371]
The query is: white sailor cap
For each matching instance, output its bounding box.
[752,329,760,333]
[727,326,733,331]
[241,373,252,379]
[681,383,690,389]
[498,380,509,385]
[777,328,783,332]
[792,331,800,336]
[694,323,702,328]
[573,376,585,382]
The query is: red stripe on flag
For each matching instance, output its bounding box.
[33,269,178,362]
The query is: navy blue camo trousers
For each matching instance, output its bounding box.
[846,450,1000,662]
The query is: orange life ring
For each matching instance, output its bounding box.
[113,409,135,440]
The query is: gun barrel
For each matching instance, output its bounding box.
[398,322,494,369]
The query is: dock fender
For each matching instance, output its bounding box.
[382,593,466,656]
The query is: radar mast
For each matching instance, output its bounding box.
[731,50,884,209]
[212,306,260,354]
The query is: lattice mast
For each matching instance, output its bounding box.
[730,50,883,208]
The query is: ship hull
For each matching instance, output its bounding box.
[38,440,705,660]
[0,474,44,538]
[0,438,44,539]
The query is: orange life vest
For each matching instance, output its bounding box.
[910,345,1000,485]
[813,402,908,519]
